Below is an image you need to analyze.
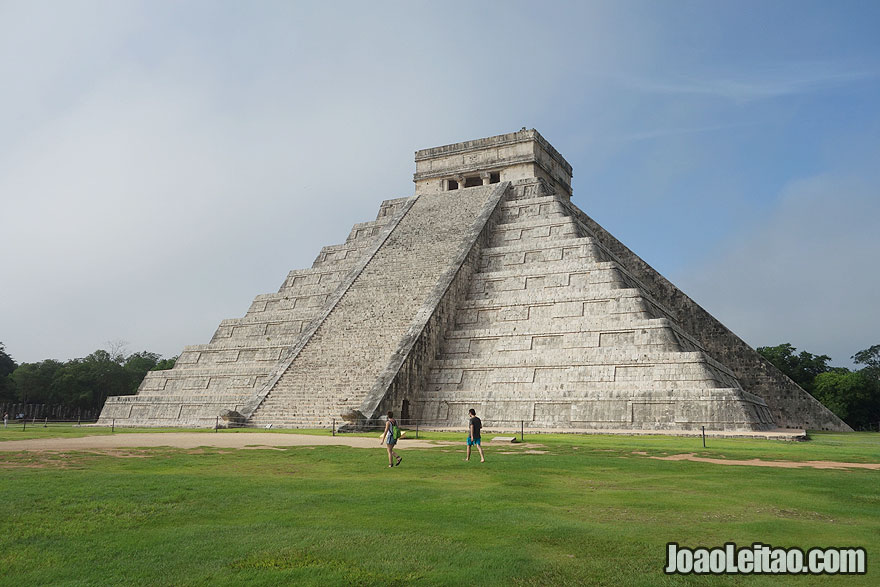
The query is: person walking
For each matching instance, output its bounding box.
[466,408,485,462]
[3,412,7,428]
[380,411,402,468]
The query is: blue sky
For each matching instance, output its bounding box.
[1,0,878,367]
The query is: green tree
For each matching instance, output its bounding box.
[81,350,131,407]
[813,369,880,430]
[55,359,104,408]
[7,346,176,411]
[152,356,177,371]
[0,342,17,401]
[756,343,833,393]
[852,344,880,378]
[124,351,160,372]
[10,360,64,404]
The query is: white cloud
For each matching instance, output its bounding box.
[0,1,584,362]
[609,61,877,102]
[1,1,878,372]
[675,169,880,365]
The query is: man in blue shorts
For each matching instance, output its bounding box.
[466,408,485,462]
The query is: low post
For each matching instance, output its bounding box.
[22,418,26,432]
[77,416,81,427]
[415,422,419,439]
[112,419,115,434]
[701,426,706,448]
[215,416,219,432]
[332,418,335,437]
[520,420,524,443]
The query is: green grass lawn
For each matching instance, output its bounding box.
[1,431,877,586]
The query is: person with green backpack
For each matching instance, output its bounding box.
[380,410,403,468]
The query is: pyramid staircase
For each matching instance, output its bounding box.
[246,183,505,428]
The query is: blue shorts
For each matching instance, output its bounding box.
[467,437,481,446]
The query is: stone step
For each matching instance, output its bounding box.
[502,179,553,201]
[283,265,349,280]
[459,282,643,308]
[445,316,673,340]
[478,235,600,257]
[489,220,580,248]
[104,393,249,404]
[466,266,621,299]
[174,346,289,368]
[419,386,751,401]
[375,197,412,221]
[469,258,608,283]
[429,349,740,380]
[311,243,373,267]
[458,279,627,307]
[280,268,349,292]
[236,307,323,323]
[246,293,332,315]
[439,329,682,355]
[309,257,363,271]
[426,374,739,393]
[429,349,711,368]
[493,215,578,232]
[274,279,343,298]
[211,316,312,343]
[498,193,557,207]
[497,207,570,225]
[345,219,387,243]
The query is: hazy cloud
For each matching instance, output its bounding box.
[1,1,878,369]
[609,62,877,102]
[675,168,880,366]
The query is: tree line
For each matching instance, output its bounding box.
[757,343,880,431]
[0,341,175,413]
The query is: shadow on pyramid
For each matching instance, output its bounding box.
[99,130,850,434]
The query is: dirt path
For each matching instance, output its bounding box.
[646,452,880,470]
[0,432,448,452]
[4,435,876,471]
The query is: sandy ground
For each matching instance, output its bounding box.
[646,452,880,470]
[0,432,446,452]
[1,433,876,470]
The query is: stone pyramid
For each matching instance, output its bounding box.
[99,129,850,432]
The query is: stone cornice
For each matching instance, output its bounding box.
[415,128,572,176]
[412,154,535,181]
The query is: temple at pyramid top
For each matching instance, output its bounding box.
[414,128,573,198]
[99,129,850,435]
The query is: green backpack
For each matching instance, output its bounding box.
[392,421,402,440]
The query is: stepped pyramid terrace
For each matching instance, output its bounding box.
[98,129,850,433]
